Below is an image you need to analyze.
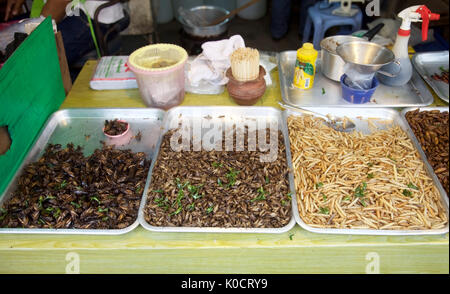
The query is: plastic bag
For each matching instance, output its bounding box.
[343,63,375,90]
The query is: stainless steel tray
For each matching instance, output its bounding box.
[0,108,165,235]
[283,107,449,235]
[278,51,434,108]
[400,106,449,199]
[138,106,297,233]
[412,51,449,103]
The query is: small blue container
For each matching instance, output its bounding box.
[340,74,379,104]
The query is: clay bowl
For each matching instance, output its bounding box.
[226,66,266,106]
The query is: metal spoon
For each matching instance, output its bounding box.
[278,102,356,132]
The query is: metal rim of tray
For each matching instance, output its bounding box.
[0,108,165,235]
[412,51,449,103]
[137,106,297,234]
[283,107,449,236]
[277,50,435,108]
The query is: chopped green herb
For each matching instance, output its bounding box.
[407,183,419,190]
[38,218,46,225]
[343,196,351,201]
[281,200,289,206]
[367,162,374,167]
[135,186,143,194]
[360,199,367,207]
[321,193,327,201]
[187,203,195,211]
[170,206,183,216]
[226,168,239,187]
[38,196,44,208]
[153,189,164,194]
[44,207,54,214]
[251,187,267,202]
[206,205,214,214]
[59,180,67,189]
[287,192,292,200]
[45,195,55,200]
[98,207,109,213]
[175,178,189,190]
[265,176,270,184]
[354,182,367,198]
[217,178,223,187]
[90,196,100,204]
[70,201,81,208]
[212,162,223,168]
[319,207,329,215]
[367,173,375,179]
[322,88,326,95]
[154,197,170,211]
[402,189,413,197]
[315,182,324,189]
[102,216,109,222]
[289,233,295,240]
[53,208,61,219]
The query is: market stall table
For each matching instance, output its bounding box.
[0,60,448,274]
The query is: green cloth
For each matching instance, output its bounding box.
[30,0,45,18]
[0,17,66,196]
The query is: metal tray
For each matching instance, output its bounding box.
[401,106,449,199]
[278,51,434,108]
[138,106,297,233]
[0,108,165,235]
[283,107,449,235]
[412,51,449,103]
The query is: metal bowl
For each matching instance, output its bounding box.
[336,41,395,75]
[177,5,230,38]
[320,35,366,82]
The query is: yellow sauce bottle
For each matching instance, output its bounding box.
[293,43,318,90]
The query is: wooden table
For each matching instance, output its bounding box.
[0,61,448,274]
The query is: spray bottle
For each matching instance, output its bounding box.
[377,5,440,87]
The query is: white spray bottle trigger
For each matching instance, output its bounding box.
[397,5,422,31]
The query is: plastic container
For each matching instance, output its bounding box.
[340,74,379,104]
[156,0,174,24]
[293,42,318,90]
[128,44,188,110]
[237,0,267,20]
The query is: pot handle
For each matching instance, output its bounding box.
[377,60,401,77]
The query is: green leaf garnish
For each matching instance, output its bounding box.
[402,189,413,197]
[367,173,374,179]
[212,162,223,168]
[90,196,100,204]
[319,207,329,214]
[98,207,109,213]
[170,206,183,216]
[70,201,81,208]
[355,182,367,198]
[206,205,214,214]
[226,168,239,187]
[315,182,324,189]
[407,183,419,190]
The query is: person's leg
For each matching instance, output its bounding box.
[57,11,93,65]
[270,0,291,40]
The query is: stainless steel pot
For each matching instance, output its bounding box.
[177,6,230,38]
[320,35,365,82]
